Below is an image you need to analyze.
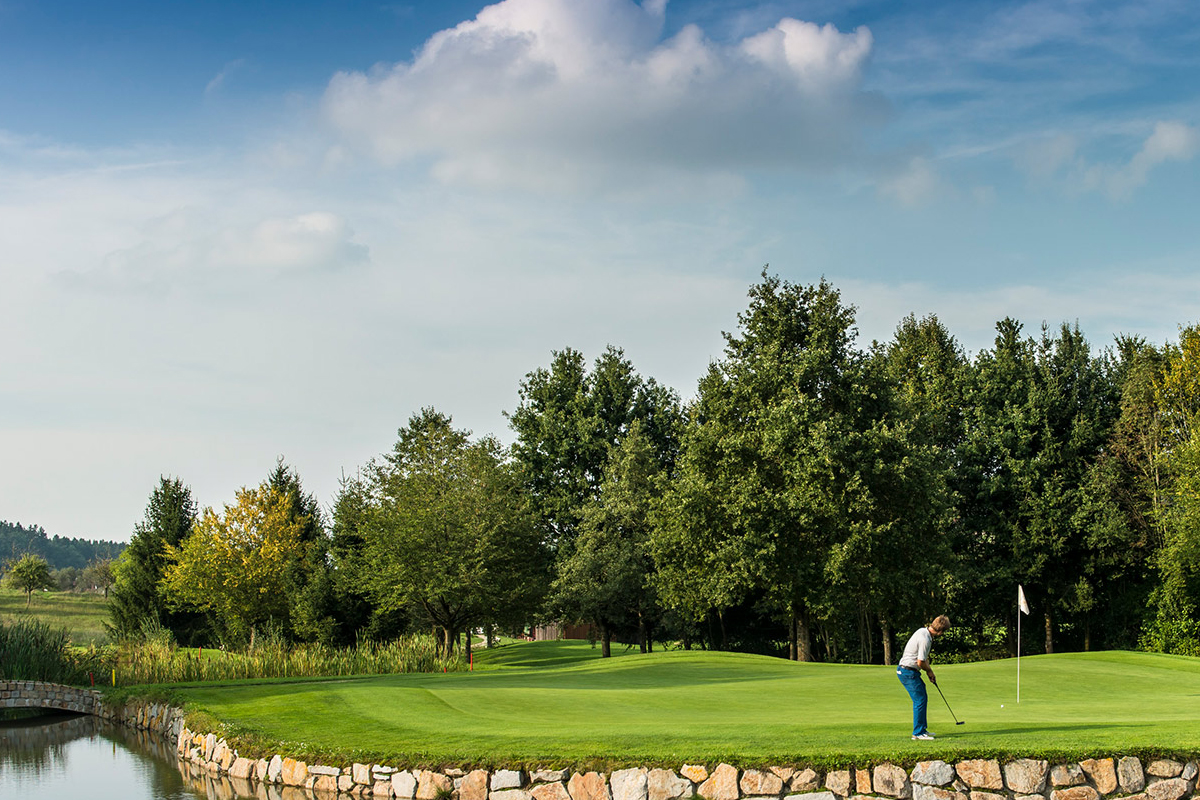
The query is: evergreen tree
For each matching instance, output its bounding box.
[108,477,203,642]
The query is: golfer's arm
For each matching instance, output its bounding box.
[917,659,935,681]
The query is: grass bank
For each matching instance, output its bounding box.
[166,641,1200,768]
[0,587,109,646]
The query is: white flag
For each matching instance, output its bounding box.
[1018,584,1031,615]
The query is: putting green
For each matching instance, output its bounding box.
[171,643,1200,766]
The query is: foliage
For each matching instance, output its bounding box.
[358,408,548,656]
[113,633,459,686]
[108,476,203,643]
[162,483,305,645]
[0,616,102,683]
[5,553,54,608]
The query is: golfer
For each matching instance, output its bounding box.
[897,614,950,740]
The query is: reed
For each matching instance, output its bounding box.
[114,634,461,686]
[0,617,103,684]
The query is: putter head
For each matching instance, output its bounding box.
[956,721,965,725]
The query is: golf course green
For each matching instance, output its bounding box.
[170,641,1200,767]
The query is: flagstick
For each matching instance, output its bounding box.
[1017,600,1021,704]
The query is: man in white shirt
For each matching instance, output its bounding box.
[896,614,951,740]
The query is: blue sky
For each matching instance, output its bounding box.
[2,0,1198,541]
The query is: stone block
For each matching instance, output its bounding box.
[826,771,853,797]
[1051,787,1100,800]
[1118,758,1145,793]
[309,766,341,777]
[312,775,339,795]
[912,764,955,788]
[969,792,1005,800]
[1147,779,1190,800]
[772,770,796,783]
[231,758,255,779]
[494,772,527,791]
[255,759,269,782]
[460,770,490,800]
[340,775,357,792]
[418,771,454,800]
[785,794,836,800]
[699,765,740,800]
[569,772,611,800]
[956,763,1002,791]
[355,764,374,785]
[492,791,532,800]
[874,765,910,799]
[743,769,785,796]
[1147,762,1183,779]
[912,786,965,800]
[649,769,694,800]
[1004,761,1048,795]
[1052,765,1085,788]
[533,784,574,800]
[281,759,308,787]
[1080,760,1117,795]
[790,771,820,794]
[613,770,650,800]
[1182,763,1197,782]
[682,767,709,784]
[392,771,417,799]
[375,780,396,797]
[856,771,872,795]
[534,771,572,784]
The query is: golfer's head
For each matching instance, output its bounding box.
[929,615,951,636]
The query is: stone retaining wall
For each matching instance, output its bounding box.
[170,726,1200,800]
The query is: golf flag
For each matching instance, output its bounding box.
[1018,585,1030,615]
[1016,584,1029,702]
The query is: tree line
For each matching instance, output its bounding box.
[1,520,124,571]
[107,271,1200,663]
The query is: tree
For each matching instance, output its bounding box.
[267,459,338,644]
[509,346,682,551]
[6,553,53,607]
[80,558,115,597]
[362,409,547,656]
[553,423,661,656]
[162,483,305,645]
[108,477,201,642]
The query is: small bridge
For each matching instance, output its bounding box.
[0,680,104,715]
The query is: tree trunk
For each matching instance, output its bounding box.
[682,632,692,651]
[789,609,798,661]
[638,612,647,654]
[443,626,454,657]
[1044,608,1054,654]
[465,626,473,663]
[881,618,893,666]
[600,623,612,658]
[796,607,814,662]
[717,608,728,651]
[486,624,495,649]
[1084,616,1091,651]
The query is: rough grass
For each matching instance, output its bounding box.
[165,641,1200,768]
[0,587,109,646]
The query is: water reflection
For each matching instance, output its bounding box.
[0,710,255,800]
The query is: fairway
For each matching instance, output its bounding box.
[170,642,1200,766]
[0,587,110,646]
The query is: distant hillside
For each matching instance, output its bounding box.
[0,519,125,570]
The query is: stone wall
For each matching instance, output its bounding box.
[169,730,1200,800]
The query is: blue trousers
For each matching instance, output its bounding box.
[897,667,928,736]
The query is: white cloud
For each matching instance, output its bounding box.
[1096,120,1199,199]
[63,209,369,294]
[205,59,246,95]
[320,0,878,190]
[878,156,941,206]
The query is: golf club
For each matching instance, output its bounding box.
[933,681,965,725]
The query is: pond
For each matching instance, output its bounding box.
[0,710,252,800]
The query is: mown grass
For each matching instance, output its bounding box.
[0,587,110,646]
[166,642,1200,768]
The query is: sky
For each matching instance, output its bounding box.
[2,0,1199,543]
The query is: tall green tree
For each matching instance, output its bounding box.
[552,422,661,656]
[362,409,548,656]
[108,477,202,642]
[509,346,682,551]
[654,273,877,660]
[267,459,337,644]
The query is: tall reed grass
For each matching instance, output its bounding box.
[0,617,103,684]
[114,633,462,686]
